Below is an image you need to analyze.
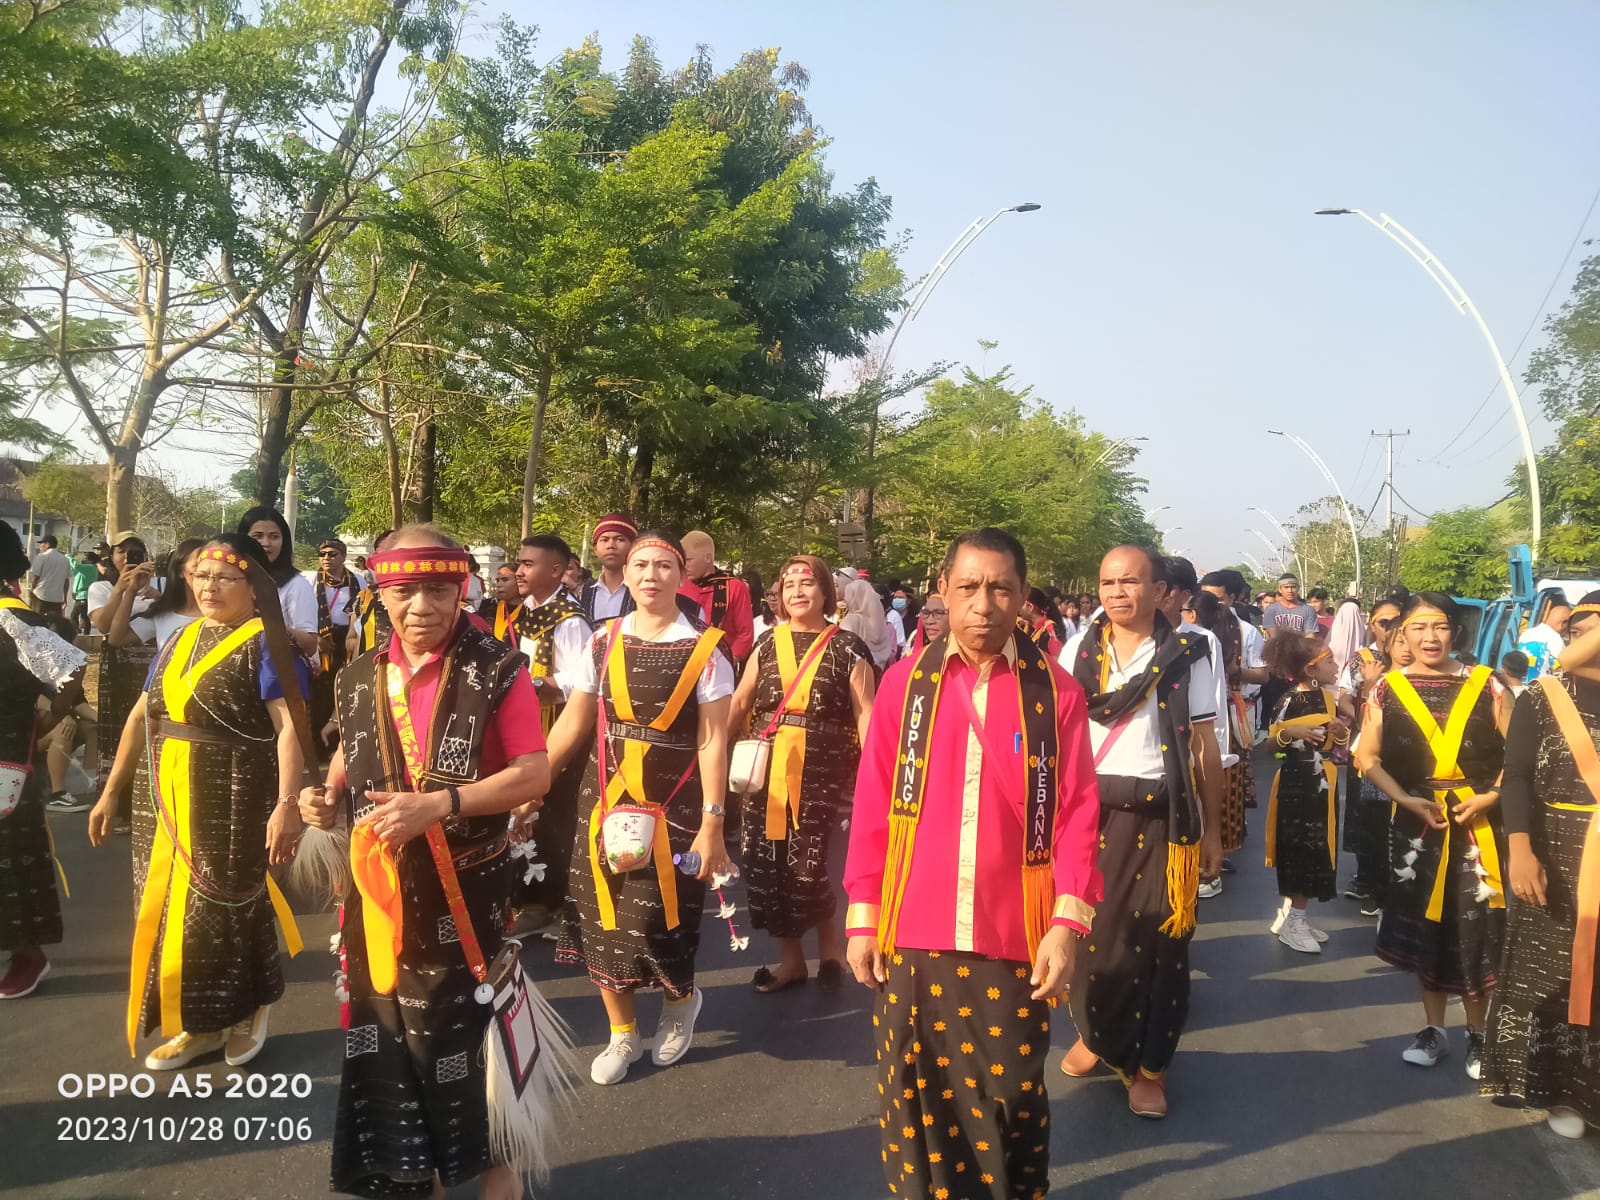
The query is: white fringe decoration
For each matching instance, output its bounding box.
[1394,866,1416,882]
[483,962,578,1189]
[1474,880,1497,903]
[1402,849,1418,867]
[290,826,352,908]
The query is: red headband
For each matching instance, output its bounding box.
[631,536,684,567]
[198,546,251,572]
[368,546,471,586]
[593,515,638,545]
[781,563,815,579]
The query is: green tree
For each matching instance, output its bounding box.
[1398,507,1510,598]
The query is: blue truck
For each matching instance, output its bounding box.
[1455,544,1600,669]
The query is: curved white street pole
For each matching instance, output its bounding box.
[1250,505,1306,578]
[1092,434,1149,470]
[1269,430,1362,596]
[1315,208,1541,554]
[858,202,1042,526]
[1241,551,1267,577]
[1250,528,1287,572]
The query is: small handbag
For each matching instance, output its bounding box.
[729,627,836,795]
[0,760,27,820]
[599,804,659,873]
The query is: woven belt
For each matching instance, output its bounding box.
[772,712,852,739]
[607,720,694,750]
[154,718,257,748]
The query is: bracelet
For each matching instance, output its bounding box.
[277,795,300,808]
[446,785,462,816]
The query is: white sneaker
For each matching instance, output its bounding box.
[1548,1106,1587,1139]
[589,1030,643,1085]
[651,987,704,1066]
[1277,910,1322,954]
[1402,1025,1449,1067]
[225,1006,269,1067]
[1197,878,1223,900]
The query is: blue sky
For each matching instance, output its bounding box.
[477,0,1599,573]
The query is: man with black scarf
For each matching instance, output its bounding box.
[1057,545,1223,1119]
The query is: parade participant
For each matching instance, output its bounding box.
[844,527,1101,1199]
[1356,592,1508,1076]
[69,550,98,634]
[751,579,778,643]
[1059,545,1223,1119]
[908,591,947,655]
[679,529,755,661]
[238,506,319,657]
[298,524,558,1200]
[727,556,875,993]
[308,538,357,753]
[117,539,204,654]
[89,532,159,836]
[547,529,734,1086]
[1498,649,1530,698]
[0,524,71,998]
[840,578,895,672]
[1480,593,1600,1138]
[512,534,593,922]
[28,533,71,617]
[1261,634,1345,952]
[1339,598,1402,913]
[477,564,520,646]
[347,530,397,658]
[88,534,307,1069]
[1262,574,1321,639]
[1201,570,1268,867]
[579,513,638,623]
[1519,601,1572,682]
[1021,586,1064,656]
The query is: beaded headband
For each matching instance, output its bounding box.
[367,546,471,586]
[630,537,684,567]
[197,547,251,572]
[781,563,815,580]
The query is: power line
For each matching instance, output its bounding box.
[1426,180,1600,465]
[1389,484,1436,521]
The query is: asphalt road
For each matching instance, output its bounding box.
[6,757,1600,1199]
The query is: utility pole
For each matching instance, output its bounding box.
[1372,429,1409,590]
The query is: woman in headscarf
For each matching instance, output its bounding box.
[839,578,894,672]
[726,556,875,992]
[237,506,319,657]
[547,530,734,1086]
[90,533,307,1070]
[1355,592,1508,1079]
[0,522,73,998]
[1328,598,1366,684]
[909,591,948,656]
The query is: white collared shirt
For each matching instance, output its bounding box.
[570,610,735,702]
[520,590,590,699]
[588,575,630,620]
[1181,619,1230,759]
[1061,625,1218,780]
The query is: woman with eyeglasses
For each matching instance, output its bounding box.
[1355,592,1509,1078]
[1339,598,1404,914]
[908,592,947,655]
[90,534,308,1072]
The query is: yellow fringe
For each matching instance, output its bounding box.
[878,814,917,956]
[1159,842,1201,938]
[1021,862,1053,961]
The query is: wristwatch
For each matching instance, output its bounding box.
[446,785,462,816]
[702,802,725,817]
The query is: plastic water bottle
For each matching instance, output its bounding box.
[673,852,701,875]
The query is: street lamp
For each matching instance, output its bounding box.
[859,202,1043,526]
[1241,550,1267,577]
[1146,504,1172,522]
[1315,207,1541,553]
[1250,528,1287,572]
[1091,435,1149,470]
[1250,506,1305,578]
[1268,429,1362,596]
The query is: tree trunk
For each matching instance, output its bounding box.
[519,365,553,539]
[104,445,138,538]
[629,436,656,524]
[416,414,436,523]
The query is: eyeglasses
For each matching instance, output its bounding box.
[192,572,248,588]
[317,549,341,556]
[1374,617,1395,628]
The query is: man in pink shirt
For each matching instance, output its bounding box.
[844,527,1102,1200]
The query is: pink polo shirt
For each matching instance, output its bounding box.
[384,634,546,777]
[843,638,1103,961]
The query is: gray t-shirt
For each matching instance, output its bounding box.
[29,547,72,603]
[1263,601,1321,636]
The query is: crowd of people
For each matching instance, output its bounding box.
[2,510,1599,1198]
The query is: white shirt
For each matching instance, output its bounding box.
[886,608,907,651]
[1061,625,1218,780]
[278,573,318,635]
[1239,619,1265,701]
[519,591,590,699]
[1181,619,1231,760]
[153,611,198,652]
[464,574,485,606]
[1518,623,1566,681]
[301,570,355,627]
[571,610,735,704]
[29,547,71,603]
[88,578,159,642]
[587,575,630,621]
